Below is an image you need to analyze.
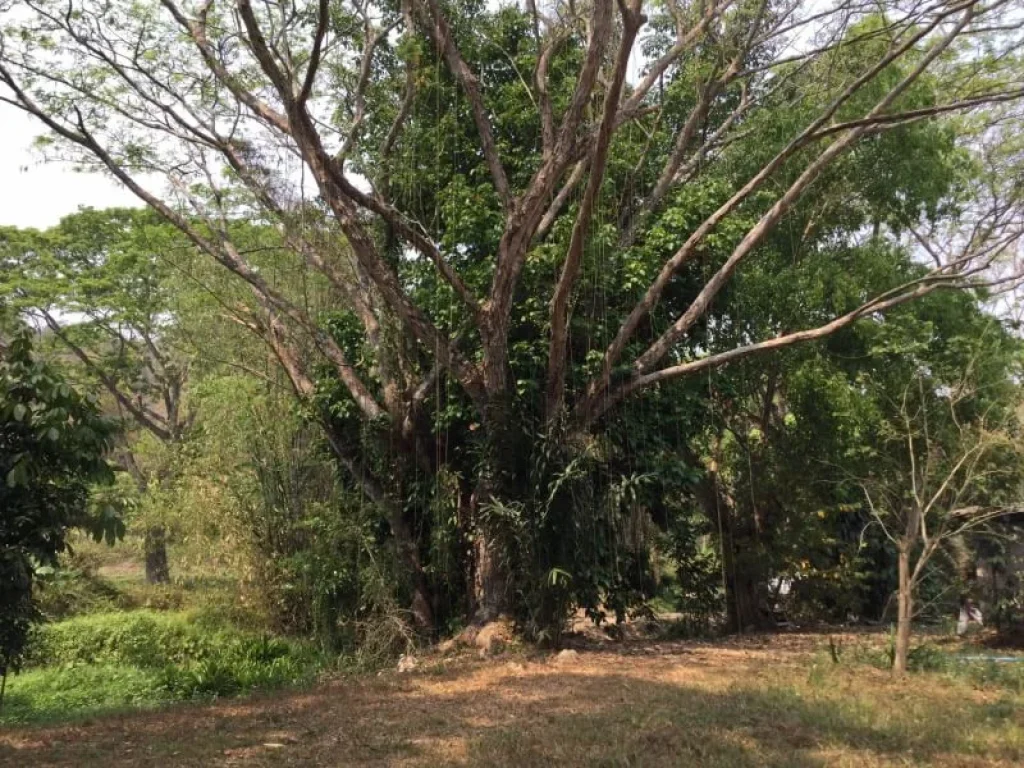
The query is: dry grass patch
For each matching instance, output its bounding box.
[2,632,1022,767]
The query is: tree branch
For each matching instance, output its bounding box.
[36,310,173,441]
[297,0,329,106]
[581,0,986,412]
[546,0,646,419]
[410,0,512,210]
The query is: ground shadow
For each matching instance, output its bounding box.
[1,649,1019,767]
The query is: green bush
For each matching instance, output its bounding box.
[159,653,314,699]
[29,610,320,673]
[2,610,324,724]
[28,610,221,668]
[0,664,170,725]
[158,632,318,698]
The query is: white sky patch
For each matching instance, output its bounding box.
[0,0,823,233]
[0,104,141,230]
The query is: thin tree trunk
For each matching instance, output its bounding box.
[144,525,170,584]
[123,454,172,586]
[894,546,913,675]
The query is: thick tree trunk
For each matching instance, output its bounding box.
[144,525,170,584]
[471,529,505,622]
[465,382,520,622]
[704,477,772,634]
[724,562,773,634]
[893,547,913,675]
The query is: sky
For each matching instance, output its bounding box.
[0,104,141,230]
[0,0,825,233]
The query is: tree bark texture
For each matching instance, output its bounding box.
[894,547,913,675]
[144,525,170,584]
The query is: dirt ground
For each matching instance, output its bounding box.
[2,631,1022,767]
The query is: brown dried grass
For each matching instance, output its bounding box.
[2,631,1021,767]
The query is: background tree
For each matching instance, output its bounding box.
[690,250,1024,630]
[860,373,1024,674]
[0,209,201,582]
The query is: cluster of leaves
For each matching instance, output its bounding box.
[1,324,119,677]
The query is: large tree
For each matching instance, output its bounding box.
[2,0,1022,630]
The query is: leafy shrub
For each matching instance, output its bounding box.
[0,664,169,725]
[4,611,322,724]
[665,515,723,634]
[28,609,319,673]
[155,631,317,699]
[28,610,220,668]
[159,651,314,699]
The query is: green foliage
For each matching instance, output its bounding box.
[156,633,318,699]
[685,240,1023,628]
[1,208,278,587]
[1,325,119,678]
[0,610,320,725]
[0,208,195,422]
[0,664,169,725]
[481,433,665,640]
[852,642,1024,694]
[29,610,226,668]
[185,375,410,653]
[665,515,723,634]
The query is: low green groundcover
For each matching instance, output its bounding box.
[0,610,321,725]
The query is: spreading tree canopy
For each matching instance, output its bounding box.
[2,0,1022,630]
